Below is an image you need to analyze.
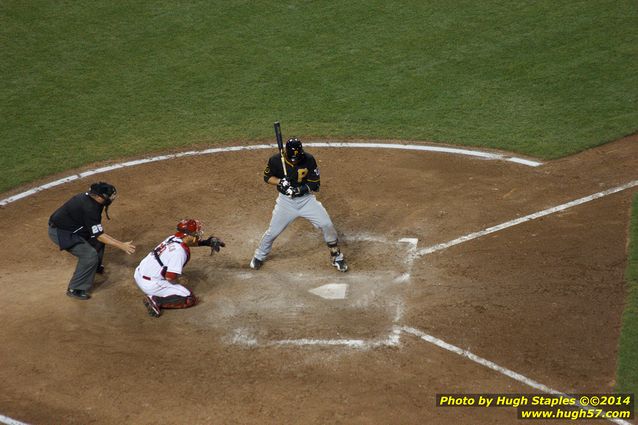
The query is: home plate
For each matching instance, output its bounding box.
[309,283,349,300]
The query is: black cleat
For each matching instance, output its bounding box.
[66,289,91,300]
[96,265,105,275]
[331,253,348,272]
[143,296,161,317]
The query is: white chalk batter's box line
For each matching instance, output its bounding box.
[228,235,417,347]
[0,142,542,207]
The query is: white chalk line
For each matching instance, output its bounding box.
[227,329,400,349]
[268,327,403,349]
[401,327,631,425]
[0,142,541,207]
[231,236,417,349]
[306,142,543,167]
[399,237,419,272]
[344,234,418,270]
[347,235,417,324]
[417,179,638,257]
[0,414,30,425]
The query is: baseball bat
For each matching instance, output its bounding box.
[274,121,287,177]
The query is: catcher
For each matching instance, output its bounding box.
[250,137,348,272]
[134,219,225,318]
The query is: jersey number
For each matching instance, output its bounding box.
[155,242,177,256]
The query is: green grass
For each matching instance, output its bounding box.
[616,194,638,399]
[1,0,637,192]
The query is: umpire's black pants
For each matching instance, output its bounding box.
[48,226,105,292]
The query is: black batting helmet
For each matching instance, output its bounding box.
[285,138,304,164]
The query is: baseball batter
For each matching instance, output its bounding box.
[134,219,225,317]
[250,138,348,272]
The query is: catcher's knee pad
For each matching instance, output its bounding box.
[156,294,197,309]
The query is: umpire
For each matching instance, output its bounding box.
[48,182,136,300]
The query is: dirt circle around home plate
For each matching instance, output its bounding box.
[0,136,637,424]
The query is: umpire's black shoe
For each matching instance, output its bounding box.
[96,265,105,275]
[250,257,263,270]
[66,289,91,300]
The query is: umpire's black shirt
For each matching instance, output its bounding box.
[49,193,105,242]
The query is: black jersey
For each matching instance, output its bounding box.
[49,193,105,241]
[263,153,320,191]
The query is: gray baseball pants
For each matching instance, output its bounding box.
[254,193,338,261]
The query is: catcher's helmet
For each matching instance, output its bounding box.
[176,219,203,238]
[285,138,304,164]
[89,182,117,205]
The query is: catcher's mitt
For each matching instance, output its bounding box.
[198,236,226,255]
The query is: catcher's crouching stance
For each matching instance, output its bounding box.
[134,219,225,318]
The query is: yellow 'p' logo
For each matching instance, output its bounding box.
[297,168,308,181]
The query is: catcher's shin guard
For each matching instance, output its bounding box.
[155,294,197,309]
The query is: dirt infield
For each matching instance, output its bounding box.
[0,136,637,424]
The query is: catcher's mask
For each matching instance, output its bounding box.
[176,219,203,239]
[285,138,304,164]
[89,182,117,206]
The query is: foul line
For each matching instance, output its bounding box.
[0,415,29,425]
[417,180,638,257]
[0,142,541,207]
[402,327,631,425]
